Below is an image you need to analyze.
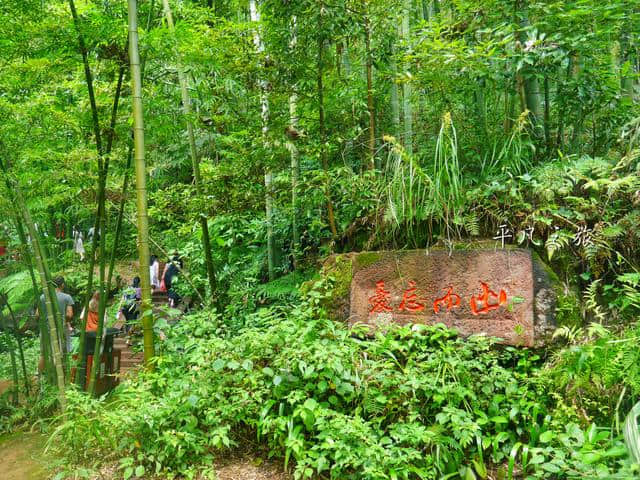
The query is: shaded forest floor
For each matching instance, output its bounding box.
[0,431,291,480]
[0,432,49,480]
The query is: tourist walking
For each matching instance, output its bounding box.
[163,254,183,308]
[149,255,160,291]
[81,291,105,333]
[73,226,85,261]
[36,276,75,370]
[117,277,142,335]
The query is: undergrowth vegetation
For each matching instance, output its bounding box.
[1,1,639,479]
[47,278,640,479]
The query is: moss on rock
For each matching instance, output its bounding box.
[354,252,383,270]
[326,254,354,300]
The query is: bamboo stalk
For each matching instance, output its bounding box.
[249,0,277,279]
[0,310,20,404]
[401,0,413,156]
[107,2,156,294]
[1,160,66,410]
[0,160,57,384]
[106,145,133,293]
[364,6,376,169]
[289,17,300,269]
[162,0,218,302]
[317,2,338,239]
[128,0,156,368]
[5,301,30,397]
[68,6,126,389]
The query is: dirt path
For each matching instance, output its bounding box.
[0,380,11,396]
[0,432,49,480]
[0,431,291,480]
[215,454,291,480]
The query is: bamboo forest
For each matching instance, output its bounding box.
[1,0,640,479]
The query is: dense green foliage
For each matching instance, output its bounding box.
[1,0,638,297]
[48,287,639,479]
[0,0,639,478]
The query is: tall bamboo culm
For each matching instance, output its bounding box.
[0,309,20,404]
[128,0,156,367]
[12,212,53,383]
[249,0,276,280]
[1,161,66,410]
[162,0,217,303]
[5,300,30,397]
[1,159,64,407]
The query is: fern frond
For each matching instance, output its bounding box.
[459,213,479,237]
[552,325,584,343]
[584,280,606,322]
[546,229,572,260]
[586,322,610,339]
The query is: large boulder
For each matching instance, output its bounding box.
[319,245,563,347]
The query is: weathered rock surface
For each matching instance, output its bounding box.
[322,246,559,347]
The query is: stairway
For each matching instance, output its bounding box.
[152,290,169,313]
[114,290,169,375]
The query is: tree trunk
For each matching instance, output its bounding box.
[0,310,20,404]
[162,0,218,301]
[390,40,401,140]
[5,170,66,410]
[249,0,276,280]
[107,3,155,295]
[68,0,125,388]
[87,171,108,395]
[1,159,64,404]
[341,42,355,165]
[543,74,551,152]
[555,58,573,152]
[106,146,132,293]
[401,0,413,155]
[620,27,637,102]
[364,7,375,169]
[88,67,126,395]
[12,213,53,384]
[317,3,338,239]
[474,76,487,139]
[517,2,544,139]
[289,18,300,269]
[289,95,299,267]
[421,0,429,21]
[68,0,103,155]
[4,301,30,397]
[128,0,156,368]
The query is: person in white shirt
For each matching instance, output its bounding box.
[149,255,160,291]
[73,226,85,261]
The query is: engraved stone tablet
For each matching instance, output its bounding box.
[349,249,538,346]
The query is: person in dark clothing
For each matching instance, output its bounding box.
[118,276,142,334]
[163,255,183,308]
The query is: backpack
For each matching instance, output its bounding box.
[122,288,140,315]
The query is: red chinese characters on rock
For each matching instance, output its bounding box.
[433,286,461,313]
[368,280,393,313]
[398,281,425,312]
[368,280,510,316]
[470,281,507,315]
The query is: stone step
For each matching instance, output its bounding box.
[120,357,142,363]
[121,361,143,368]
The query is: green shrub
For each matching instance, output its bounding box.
[49,291,639,479]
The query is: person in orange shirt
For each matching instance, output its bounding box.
[81,292,105,332]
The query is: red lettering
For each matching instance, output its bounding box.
[399,281,425,313]
[369,280,393,313]
[470,282,507,315]
[433,286,461,313]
